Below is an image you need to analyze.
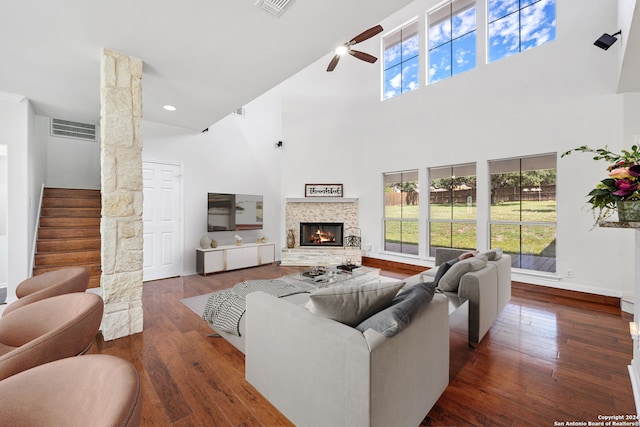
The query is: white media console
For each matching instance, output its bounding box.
[196,243,276,275]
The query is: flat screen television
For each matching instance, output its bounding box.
[207,193,263,231]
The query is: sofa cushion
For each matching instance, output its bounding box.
[432,258,459,286]
[355,281,436,336]
[304,280,405,327]
[437,255,487,292]
[480,248,503,261]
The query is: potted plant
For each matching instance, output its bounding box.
[562,145,640,224]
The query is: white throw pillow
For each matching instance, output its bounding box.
[480,248,503,261]
[305,280,406,327]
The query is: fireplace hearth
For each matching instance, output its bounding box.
[300,222,344,247]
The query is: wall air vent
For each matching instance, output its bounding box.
[50,118,97,141]
[254,0,292,17]
[232,107,246,117]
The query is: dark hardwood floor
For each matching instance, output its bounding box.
[89,264,636,426]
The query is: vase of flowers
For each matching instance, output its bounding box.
[562,144,640,224]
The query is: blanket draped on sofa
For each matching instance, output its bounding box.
[202,280,308,336]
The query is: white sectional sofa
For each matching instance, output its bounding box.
[405,248,512,344]
[245,289,450,427]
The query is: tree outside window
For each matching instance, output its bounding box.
[428,164,477,256]
[383,171,419,255]
[489,154,556,272]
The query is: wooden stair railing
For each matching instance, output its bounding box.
[34,188,101,289]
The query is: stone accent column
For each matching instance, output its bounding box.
[99,49,144,341]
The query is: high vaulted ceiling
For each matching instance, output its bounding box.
[0,0,414,132]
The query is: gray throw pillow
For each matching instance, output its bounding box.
[304,280,405,327]
[356,282,436,337]
[437,255,487,292]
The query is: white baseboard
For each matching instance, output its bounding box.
[623,299,635,315]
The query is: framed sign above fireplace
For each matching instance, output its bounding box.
[305,184,343,198]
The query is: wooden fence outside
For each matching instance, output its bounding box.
[385,184,556,206]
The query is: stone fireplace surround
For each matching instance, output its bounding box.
[281,198,361,266]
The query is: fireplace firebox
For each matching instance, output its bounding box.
[300,222,344,247]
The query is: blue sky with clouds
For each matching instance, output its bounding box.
[383,0,556,98]
[429,3,477,83]
[488,0,556,62]
[383,24,420,100]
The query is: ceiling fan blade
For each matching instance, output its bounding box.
[326,54,341,72]
[349,50,378,64]
[350,25,383,44]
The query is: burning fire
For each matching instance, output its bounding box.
[309,229,336,244]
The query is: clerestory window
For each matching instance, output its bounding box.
[488,0,556,63]
[428,0,477,84]
[383,20,420,100]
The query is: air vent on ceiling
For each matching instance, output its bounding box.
[254,0,292,17]
[232,107,246,117]
[50,118,97,141]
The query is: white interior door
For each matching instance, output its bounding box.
[143,161,182,281]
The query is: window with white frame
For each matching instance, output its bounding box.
[383,20,420,100]
[383,170,419,255]
[428,164,477,256]
[488,0,556,63]
[489,154,556,272]
[428,0,476,84]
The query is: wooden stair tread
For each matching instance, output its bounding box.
[35,188,102,289]
[41,207,101,218]
[43,188,101,199]
[42,197,101,208]
[37,237,101,252]
[38,228,100,239]
[40,217,100,227]
[35,250,100,265]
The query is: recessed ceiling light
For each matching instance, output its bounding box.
[163,105,177,111]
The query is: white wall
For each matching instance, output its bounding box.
[37,116,101,190]
[0,97,46,302]
[142,88,284,275]
[272,0,637,297]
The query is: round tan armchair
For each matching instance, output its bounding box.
[0,292,104,381]
[3,267,90,317]
[0,354,142,427]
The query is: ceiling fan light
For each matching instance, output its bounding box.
[335,45,348,55]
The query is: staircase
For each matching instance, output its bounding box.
[34,188,101,289]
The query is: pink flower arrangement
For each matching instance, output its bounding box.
[562,145,640,223]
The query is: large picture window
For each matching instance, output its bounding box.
[383,20,419,100]
[489,154,556,272]
[488,0,556,63]
[428,164,477,256]
[428,0,476,84]
[383,170,419,255]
